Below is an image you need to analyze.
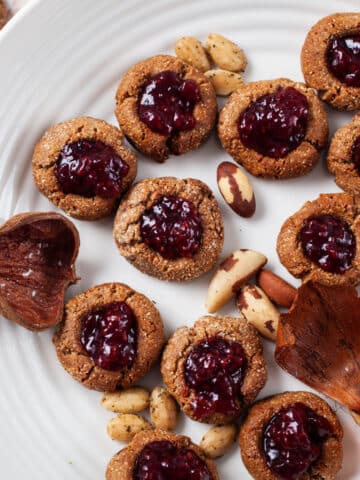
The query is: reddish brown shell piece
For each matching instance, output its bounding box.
[275,281,360,414]
[0,212,79,331]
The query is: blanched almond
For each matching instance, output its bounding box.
[206,33,247,72]
[205,69,243,96]
[200,424,238,459]
[257,269,296,308]
[101,387,150,414]
[106,414,152,442]
[175,36,210,72]
[150,387,179,431]
[206,249,267,313]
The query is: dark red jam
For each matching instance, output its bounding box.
[140,195,202,260]
[352,136,360,174]
[56,139,129,198]
[184,336,247,420]
[134,441,213,480]
[263,402,332,480]
[238,86,309,159]
[138,70,201,136]
[80,301,137,371]
[299,214,356,274]
[327,35,360,87]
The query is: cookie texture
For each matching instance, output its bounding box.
[327,113,360,196]
[32,117,137,220]
[0,0,8,29]
[277,193,360,286]
[301,13,360,110]
[53,282,165,391]
[239,391,343,480]
[161,315,267,424]
[106,429,220,480]
[218,78,328,179]
[113,177,224,282]
[115,55,217,162]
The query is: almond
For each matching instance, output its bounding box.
[205,69,243,96]
[175,36,210,72]
[206,33,247,72]
[237,285,280,341]
[257,269,297,308]
[217,161,255,217]
[206,249,267,313]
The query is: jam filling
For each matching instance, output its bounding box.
[352,136,360,174]
[299,214,356,274]
[184,336,247,420]
[138,70,201,136]
[56,139,129,198]
[140,195,202,260]
[80,301,137,371]
[238,86,309,159]
[263,402,332,480]
[134,440,213,480]
[327,34,360,87]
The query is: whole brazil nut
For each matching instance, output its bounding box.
[237,284,280,341]
[206,249,267,313]
[217,161,256,217]
[205,70,243,96]
[257,269,297,308]
[200,424,238,459]
[175,36,211,72]
[205,33,247,72]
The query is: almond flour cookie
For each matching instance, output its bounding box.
[115,55,217,162]
[0,0,8,29]
[301,13,360,110]
[239,391,343,480]
[33,117,137,220]
[327,113,360,196]
[218,78,328,179]
[106,430,220,480]
[277,193,360,286]
[53,283,165,391]
[113,177,223,281]
[161,316,267,424]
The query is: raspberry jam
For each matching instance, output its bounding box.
[184,337,247,420]
[134,441,213,480]
[238,86,309,158]
[299,214,356,274]
[140,195,202,260]
[138,70,201,136]
[80,301,137,371]
[327,35,360,87]
[263,402,332,480]
[352,136,360,174]
[56,139,129,198]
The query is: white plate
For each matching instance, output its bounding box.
[0,0,359,478]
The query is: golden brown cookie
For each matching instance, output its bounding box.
[327,113,360,196]
[239,391,343,480]
[301,13,360,110]
[113,177,224,282]
[106,429,220,480]
[32,117,137,220]
[53,282,165,391]
[161,315,267,425]
[0,0,8,29]
[277,193,360,286]
[115,55,217,162]
[218,78,328,179]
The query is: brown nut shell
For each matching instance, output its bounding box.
[0,212,79,331]
[257,269,297,308]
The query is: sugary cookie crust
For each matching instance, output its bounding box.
[113,177,224,282]
[115,55,217,162]
[301,12,360,110]
[32,117,137,220]
[277,193,360,286]
[217,78,328,179]
[327,113,360,196]
[161,315,267,424]
[239,391,343,480]
[53,282,165,391]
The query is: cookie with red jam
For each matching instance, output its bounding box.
[218,78,328,179]
[53,283,165,391]
[277,193,360,287]
[113,177,223,282]
[32,117,137,220]
[161,315,266,425]
[115,55,217,162]
[301,13,360,111]
[327,113,360,196]
[106,429,220,480]
[239,391,343,480]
